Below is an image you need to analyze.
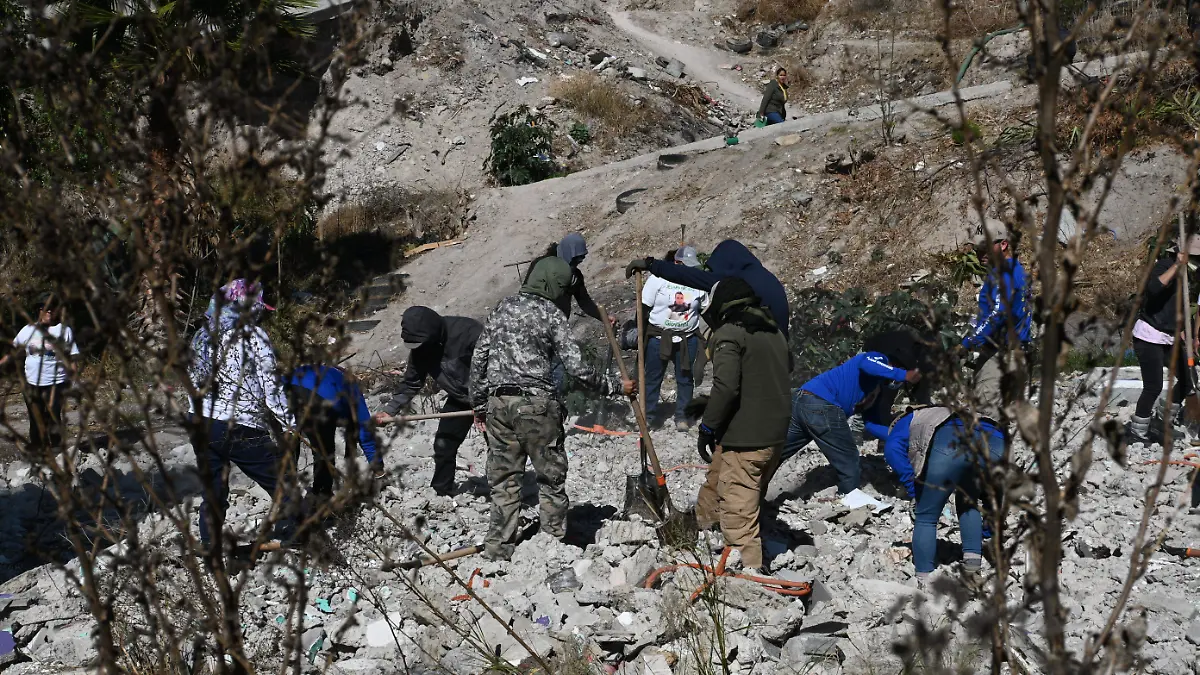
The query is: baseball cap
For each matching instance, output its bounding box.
[972,218,1009,250]
[674,245,702,268]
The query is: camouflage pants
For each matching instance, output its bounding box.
[484,395,568,560]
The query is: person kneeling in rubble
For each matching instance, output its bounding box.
[469,256,634,561]
[781,348,921,512]
[693,279,791,575]
[882,406,1004,586]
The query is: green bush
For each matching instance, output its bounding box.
[486,105,557,186]
[788,283,967,383]
[569,121,592,145]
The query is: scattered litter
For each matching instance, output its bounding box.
[517,76,539,86]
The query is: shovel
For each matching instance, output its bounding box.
[599,305,697,548]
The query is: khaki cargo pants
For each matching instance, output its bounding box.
[484,395,568,560]
[695,445,781,569]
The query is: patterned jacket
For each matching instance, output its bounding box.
[469,292,619,414]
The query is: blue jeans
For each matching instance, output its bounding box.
[191,418,295,546]
[913,424,1005,573]
[765,112,785,125]
[782,391,860,493]
[644,336,699,421]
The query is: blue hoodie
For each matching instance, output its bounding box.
[963,257,1032,349]
[647,240,790,339]
[289,365,377,462]
[800,352,909,418]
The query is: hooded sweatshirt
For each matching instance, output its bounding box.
[522,233,603,321]
[381,306,483,414]
[701,279,791,448]
[470,256,619,412]
[646,240,790,339]
[290,365,378,462]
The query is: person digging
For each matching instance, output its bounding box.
[782,349,920,512]
[374,306,482,497]
[692,279,791,575]
[469,256,634,561]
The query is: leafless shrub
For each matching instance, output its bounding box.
[550,73,650,136]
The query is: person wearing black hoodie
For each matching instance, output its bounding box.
[625,240,791,341]
[375,306,483,496]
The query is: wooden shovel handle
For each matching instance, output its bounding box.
[598,306,666,483]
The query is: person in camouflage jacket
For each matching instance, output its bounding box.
[469,256,633,560]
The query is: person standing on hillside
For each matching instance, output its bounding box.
[641,246,707,431]
[961,219,1032,424]
[1126,236,1200,443]
[374,306,482,496]
[757,67,789,125]
[470,257,634,561]
[187,279,296,551]
[0,293,80,451]
[693,279,791,575]
[625,239,791,341]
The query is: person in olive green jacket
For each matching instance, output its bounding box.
[758,68,789,125]
[693,278,791,574]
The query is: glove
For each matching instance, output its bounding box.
[624,257,655,279]
[684,395,710,421]
[697,423,717,463]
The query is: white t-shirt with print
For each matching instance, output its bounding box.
[13,324,79,387]
[641,274,707,339]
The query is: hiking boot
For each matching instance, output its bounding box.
[1126,415,1152,445]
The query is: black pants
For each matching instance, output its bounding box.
[191,418,294,546]
[289,387,357,496]
[432,397,473,495]
[1134,337,1193,418]
[24,383,66,450]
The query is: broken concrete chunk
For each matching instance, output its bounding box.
[783,634,843,662]
[598,520,656,545]
[627,67,648,81]
[775,134,803,147]
[547,32,580,49]
[546,567,582,593]
[664,59,685,78]
[791,191,814,207]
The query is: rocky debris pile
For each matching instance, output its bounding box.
[2,374,1200,673]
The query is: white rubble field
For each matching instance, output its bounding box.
[1,372,1199,675]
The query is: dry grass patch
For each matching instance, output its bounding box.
[737,0,827,23]
[550,74,648,135]
[317,188,466,241]
[945,0,1020,39]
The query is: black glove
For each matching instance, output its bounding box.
[624,257,655,279]
[697,423,717,463]
[684,395,710,421]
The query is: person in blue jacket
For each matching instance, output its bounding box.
[883,406,1004,583]
[625,240,791,341]
[782,351,920,510]
[288,364,380,498]
[962,219,1032,421]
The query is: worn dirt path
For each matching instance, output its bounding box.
[608,8,761,112]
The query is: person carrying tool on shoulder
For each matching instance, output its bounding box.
[693,279,791,575]
[625,239,791,341]
[470,256,634,561]
[883,406,1004,586]
[782,349,920,512]
[374,306,482,497]
[758,67,789,125]
[640,246,707,431]
[288,364,381,502]
[961,218,1032,423]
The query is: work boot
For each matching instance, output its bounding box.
[1126,415,1152,445]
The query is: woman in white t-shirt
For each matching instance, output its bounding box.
[640,246,708,431]
[0,294,79,449]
